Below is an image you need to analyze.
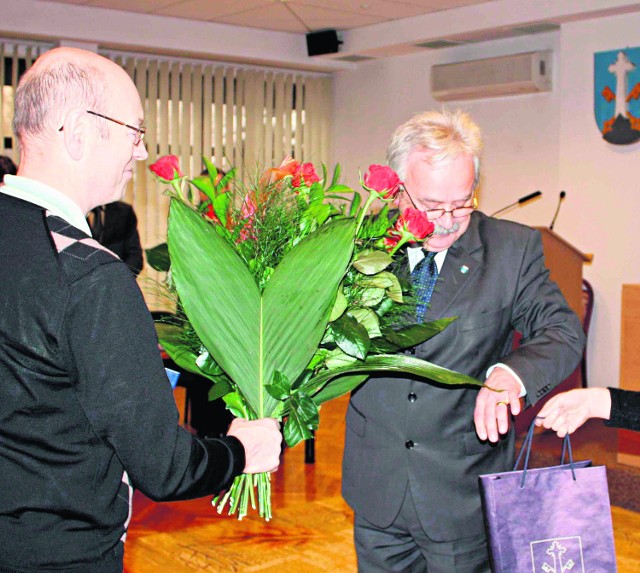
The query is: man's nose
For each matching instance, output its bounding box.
[134,141,148,161]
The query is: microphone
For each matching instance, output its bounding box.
[490,191,542,217]
[549,191,566,231]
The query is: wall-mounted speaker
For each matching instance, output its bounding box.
[306,30,342,57]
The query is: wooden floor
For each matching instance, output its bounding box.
[124,392,640,572]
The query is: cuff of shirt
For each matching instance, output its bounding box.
[486,363,527,397]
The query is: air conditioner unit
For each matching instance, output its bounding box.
[431,51,552,101]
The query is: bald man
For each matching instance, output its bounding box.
[0,48,281,573]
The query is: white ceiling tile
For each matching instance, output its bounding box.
[86,0,175,12]
[399,0,495,9]
[213,3,309,33]
[43,0,91,4]
[288,3,385,30]
[153,0,273,20]
[290,0,433,20]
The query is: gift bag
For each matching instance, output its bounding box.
[479,420,617,572]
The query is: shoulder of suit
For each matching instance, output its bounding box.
[46,213,122,283]
[474,210,538,239]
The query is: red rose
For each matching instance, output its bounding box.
[364,164,401,199]
[396,208,434,242]
[149,155,183,181]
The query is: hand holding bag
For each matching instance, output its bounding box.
[479,419,617,572]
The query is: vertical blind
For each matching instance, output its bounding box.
[0,41,333,310]
[105,52,333,309]
[0,40,51,159]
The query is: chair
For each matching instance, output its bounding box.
[580,279,595,388]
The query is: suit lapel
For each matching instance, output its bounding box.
[427,212,485,319]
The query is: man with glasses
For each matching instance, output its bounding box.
[0,47,282,573]
[342,109,585,572]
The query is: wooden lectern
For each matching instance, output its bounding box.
[514,227,592,434]
[617,285,640,467]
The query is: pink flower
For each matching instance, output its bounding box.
[293,162,320,188]
[149,155,183,181]
[364,164,401,199]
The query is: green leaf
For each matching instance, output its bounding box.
[308,354,482,404]
[329,287,348,322]
[202,156,219,183]
[383,318,458,349]
[156,323,212,380]
[213,192,231,227]
[145,242,170,272]
[190,175,215,200]
[195,349,224,377]
[358,273,394,289]
[223,391,250,419]
[330,163,341,188]
[265,371,291,400]
[168,200,355,417]
[348,308,382,338]
[327,184,354,194]
[359,287,386,308]
[209,379,233,401]
[349,192,362,217]
[353,250,393,275]
[329,315,370,360]
[284,393,319,447]
[312,374,368,405]
[325,348,358,369]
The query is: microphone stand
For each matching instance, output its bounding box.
[490,191,542,217]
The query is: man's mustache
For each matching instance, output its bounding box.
[432,222,460,236]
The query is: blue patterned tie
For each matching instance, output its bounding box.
[411,251,438,322]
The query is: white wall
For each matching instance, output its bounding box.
[334,18,640,389]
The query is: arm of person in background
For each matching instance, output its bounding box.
[537,387,640,436]
[121,204,144,276]
[474,229,585,442]
[69,261,281,501]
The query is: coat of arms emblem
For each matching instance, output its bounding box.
[594,47,640,144]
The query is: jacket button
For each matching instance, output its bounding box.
[405,440,415,449]
[408,393,417,402]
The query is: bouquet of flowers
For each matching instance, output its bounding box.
[147,154,482,520]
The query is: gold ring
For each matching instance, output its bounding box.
[496,401,509,407]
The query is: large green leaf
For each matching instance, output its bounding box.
[145,242,170,272]
[168,200,356,417]
[309,354,483,405]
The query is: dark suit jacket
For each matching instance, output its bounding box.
[89,201,143,276]
[341,211,585,542]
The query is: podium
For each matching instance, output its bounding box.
[514,227,592,434]
[617,285,640,467]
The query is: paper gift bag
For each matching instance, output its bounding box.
[479,420,617,572]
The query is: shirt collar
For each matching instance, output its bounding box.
[1,174,91,235]
[407,245,447,273]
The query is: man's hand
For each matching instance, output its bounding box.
[474,367,522,442]
[227,418,282,474]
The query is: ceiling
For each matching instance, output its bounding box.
[42,0,497,34]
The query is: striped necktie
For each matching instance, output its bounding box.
[411,251,438,322]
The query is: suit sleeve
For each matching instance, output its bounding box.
[499,230,585,407]
[66,262,245,501]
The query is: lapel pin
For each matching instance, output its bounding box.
[460,265,469,274]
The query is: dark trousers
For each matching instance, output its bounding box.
[354,486,490,573]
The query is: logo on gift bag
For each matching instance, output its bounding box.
[530,537,585,573]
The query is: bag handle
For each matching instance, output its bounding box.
[513,417,577,487]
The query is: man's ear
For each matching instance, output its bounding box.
[61,109,90,161]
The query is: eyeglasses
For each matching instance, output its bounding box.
[58,110,146,146]
[403,185,475,221]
